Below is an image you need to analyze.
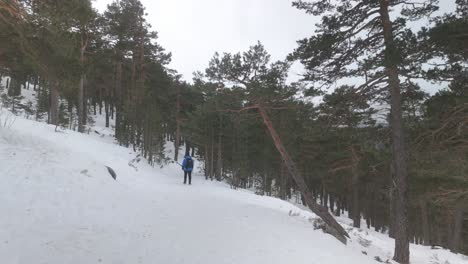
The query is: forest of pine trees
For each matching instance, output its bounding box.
[0,0,467,262]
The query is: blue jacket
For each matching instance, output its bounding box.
[182,155,194,172]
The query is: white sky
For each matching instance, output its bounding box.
[93,0,456,91]
[93,0,320,82]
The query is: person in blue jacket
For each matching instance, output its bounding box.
[181,153,194,185]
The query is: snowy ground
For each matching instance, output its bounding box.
[1,85,467,263]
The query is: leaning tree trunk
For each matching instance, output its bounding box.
[257,105,349,243]
[379,0,409,263]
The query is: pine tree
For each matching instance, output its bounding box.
[290,0,439,262]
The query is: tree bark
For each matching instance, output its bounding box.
[379,0,409,262]
[257,105,349,243]
[323,188,329,211]
[35,79,42,121]
[78,32,88,133]
[7,77,15,96]
[280,163,287,200]
[351,147,361,228]
[78,75,85,132]
[185,141,191,156]
[205,141,209,180]
[33,76,37,91]
[210,127,215,180]
[420,199,430,246]
[49,80,59,126]
[115,60,123,141]
[105,100,110,128]
[450,201,465,253]
[216,114,223,181]
[68,100,73,130]
[335,199,341,217]
[174,83,181,162]
[8,74,21,96]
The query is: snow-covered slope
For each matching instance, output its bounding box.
[0,115,467,264]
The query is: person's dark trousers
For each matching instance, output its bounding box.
[184,171,192,184]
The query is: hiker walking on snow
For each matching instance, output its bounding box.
[182,153,194,184]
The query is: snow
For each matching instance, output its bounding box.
[1,105,467,263]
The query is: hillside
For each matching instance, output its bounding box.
[0,111,466,264]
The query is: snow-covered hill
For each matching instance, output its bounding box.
[0,113,467,264]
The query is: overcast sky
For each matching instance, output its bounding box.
[93,0,456,88]
[93,0,320,81]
